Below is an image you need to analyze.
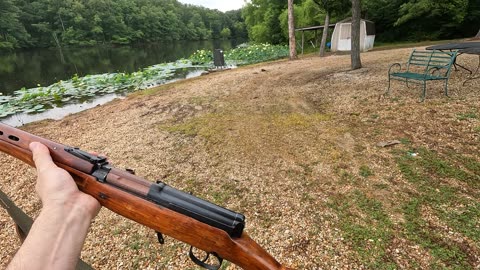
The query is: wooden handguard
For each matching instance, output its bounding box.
[0,123,293,270]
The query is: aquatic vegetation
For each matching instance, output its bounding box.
[189,43,289,65]
[0,43,289,119]
[224,43,289,65]
[189,49,214,65]
[0,60,204,118]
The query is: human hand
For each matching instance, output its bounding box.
[6,142,102,270]
[29,142,101,219]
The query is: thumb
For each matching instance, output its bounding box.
[29,142,57,173]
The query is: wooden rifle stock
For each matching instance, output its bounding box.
[0,123,293,270]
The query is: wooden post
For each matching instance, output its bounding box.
[319,12,330,57]
[301,31,304,55]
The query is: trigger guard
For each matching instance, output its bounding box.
[189,246,223,270]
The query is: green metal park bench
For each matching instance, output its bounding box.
[385,49,457,101]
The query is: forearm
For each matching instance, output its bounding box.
[7,204,94,270]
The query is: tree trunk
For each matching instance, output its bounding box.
[351,0,362,70]
[476,28,480,38]
[288,0,297,60]
[319,11,330,57]
[58,13,66,33]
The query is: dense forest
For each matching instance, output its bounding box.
[1,0,479,51]
[243,0,480,44]
[0,0,247,50]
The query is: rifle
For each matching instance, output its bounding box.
[0,123,293,270]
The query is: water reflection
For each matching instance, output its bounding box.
[0,39,244,95]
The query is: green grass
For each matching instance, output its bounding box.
[159,112,331,143]
[403,198,471,269]
[331,148,479,269]
[359,165,374,178]
[456,111,478,121]
[395,148,479,269]
[329,190,396,269]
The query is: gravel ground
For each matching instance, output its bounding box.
[1,46,479,269]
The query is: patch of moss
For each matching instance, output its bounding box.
[160,112,331,143]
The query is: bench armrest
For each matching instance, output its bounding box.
[388,63,402,74]
[427,66,447,78]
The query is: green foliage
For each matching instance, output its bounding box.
[364,0,477,41]
[243,0,289,44]
[244,0,479,44]
[0,0,31,49]
[220,28,232,39]
[0,43,288,118]
[396,0,468,26]
[224,43,289,65]
[189,49,213,64]
[0,60,202,118]
[0,0,248,50]
[190,43,289,65]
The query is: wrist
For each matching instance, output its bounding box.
[9,195,98,270]
[42,194,100,221]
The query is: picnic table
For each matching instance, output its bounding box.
[426,42,480,85]
[458,47,480,85]
[425,42,480,51]
[426,42,480,74]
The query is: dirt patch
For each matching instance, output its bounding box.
[1,47,479,269]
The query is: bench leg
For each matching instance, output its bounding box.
[444,80,449,96]
[420,81,427,102]
[385,75,392,96]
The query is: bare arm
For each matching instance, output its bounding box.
[7,142,101,270]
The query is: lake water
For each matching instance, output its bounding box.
[0,39,244,95]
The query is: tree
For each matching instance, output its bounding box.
[0,0,249,50]
[394,0,469,40]
[243,0,287,44]
[288,0,297,60]
[351,0,362,70]
[311,0,349,57]
[0,0,30,49]
[220,27,231,39]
